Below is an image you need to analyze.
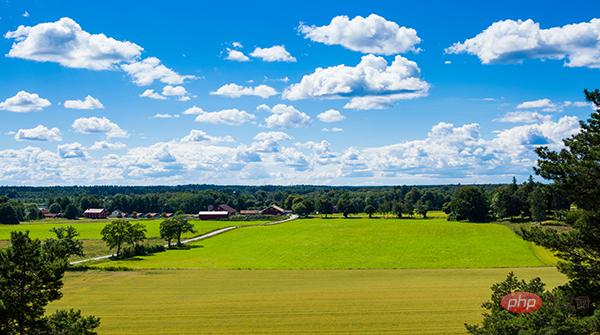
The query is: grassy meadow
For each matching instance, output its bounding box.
[49,267,566,335]
[96,216,555,269]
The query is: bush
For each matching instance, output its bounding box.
[117,244,166,259]
[565,209,585,226]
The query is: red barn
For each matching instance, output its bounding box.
[83,208,108,219]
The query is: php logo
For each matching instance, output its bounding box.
[500,292,543,313]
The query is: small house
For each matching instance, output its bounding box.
[198,211,229,220]
[163,212,174,218]
[83,208,108,219]
[240,210,260,216]
[110,210,127,218]
[214,204,237,215]
[145,213,160,219]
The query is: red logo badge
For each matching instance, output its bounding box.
[501,291,543,313]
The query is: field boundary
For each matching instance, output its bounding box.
[70,214,298,265]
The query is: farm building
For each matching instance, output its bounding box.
[260,204,286,216]
[145,213,160,219]
[83,208,108,219]
[198,211,229,220]
[163,212,174,218]
[110,210,128,218]
[240,210,260,216]
[214,204,237,215]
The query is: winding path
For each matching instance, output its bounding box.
[70,214,299,265]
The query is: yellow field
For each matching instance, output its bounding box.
[50,267,565,334]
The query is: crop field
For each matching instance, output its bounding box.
[96,217,556,269]
[49,267,566,335]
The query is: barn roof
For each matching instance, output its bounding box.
[84,208,106,214]
[198,211,229,215]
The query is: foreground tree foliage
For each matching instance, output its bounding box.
[0,229,100,334]
[467,89,600,333]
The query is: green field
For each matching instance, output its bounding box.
[96,217,555,269]
[49,267,566,335]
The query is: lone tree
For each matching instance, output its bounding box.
[101,220,146,257]
[415,199,431,219]
[160,215,195,247]
[63,204,79,220]
[0,229,100,334]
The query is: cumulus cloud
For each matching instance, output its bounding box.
[121,57,196,86]
[446,18,600,68]
[251,131,292,152]
[63,95,103,109]
[263,104,311,129]
[322,127,344,132]
[299,14,420,55]
[494,116,579,147]
[317,109,345,123]
[57,142,87,159]
[194,108,256,126]
[89,141,126,150]
[180,130,235,144]
[140,89,166,100]
[210,83,277,99]
[4,17,142,70]
[182,106,206,115]
[283,54,429,109]
[225,48,249,62]
[496,111,552,123]
[0,91,51,112]
[15,125,62,141]
[72,116,127,138]
[250,45,296,62]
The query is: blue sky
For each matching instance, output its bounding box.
[0,0,598,185]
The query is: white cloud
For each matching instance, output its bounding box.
[140,89,166,100]
[299,14,420,55]
[162,85,187,96]
[194,108,256,126]
[180,130,234,144]
[322,127,344,132]
[152,113,180,119]
[317,109,345,123]
[251,131,292,152]
[496,111,552,123]
[232,41,243,48]
[4,17,142,70]
[15,125,62,141]
[225,48,249,62]
[72,116,127,138]
[63,95,103,109]
[516,98,558,112]
[250,45,296,62]
[563,101,592,108]
[444,60,452,65]
[121,57,196,86]
[256,103,271,112]
[284,54,429,109]
[22,11,30,18]
[89,141,126,150]
[0,91,51,112]
[211,83,277,98]
[494,116,579,147]
[57,142,87,159]
[446,18,600,68]
[264,104,311,129]
[182,106,206,115]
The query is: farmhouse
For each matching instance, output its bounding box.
[214,204,237,215]
[163,212,174,218]
[110,210,128,218]
[260,204,285,216]
[240,210,260,216]
[83,208,108,219]
[198,211,229,220]
[146,213,160,219]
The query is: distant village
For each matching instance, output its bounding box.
[39,204,290,220]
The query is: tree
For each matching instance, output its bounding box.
[336,197,352,218]
[0,230,99,335]
[0,204,19,224]
[48,202,62,214]
[25,204,42,221]
[292,201,310,217]
[491,181,520,219]
[415,199,430,218]
[63,204,79,220]
[392,201,405,218]
[46,309,100,335]
[523,89,600,320]
[160,215,195,246]
[466,273,589,334]
[446,186,489,222]
[315,197,333,218]
[364,204,376,218]
[529,186,548,223]
[101,220,146,256]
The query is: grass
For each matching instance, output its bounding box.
[49,267,566,335]
[95,217,557,269]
